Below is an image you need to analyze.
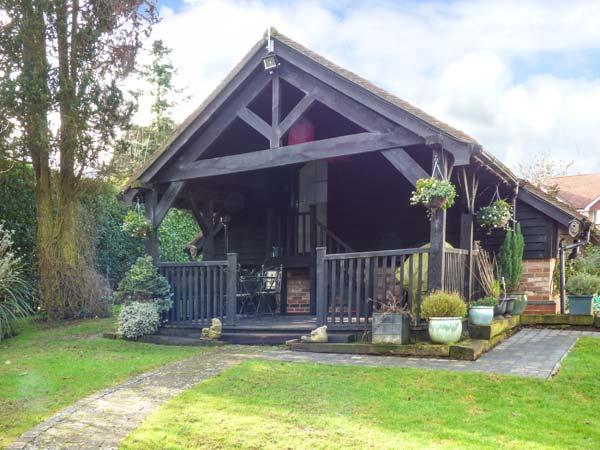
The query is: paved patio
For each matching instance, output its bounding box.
[263,328,600,378]
[8,328,600,449]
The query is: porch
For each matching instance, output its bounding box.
[156,245,474,342]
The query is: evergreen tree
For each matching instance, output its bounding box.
[498,228,514,291]
[0,0,158,319]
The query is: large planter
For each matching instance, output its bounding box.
[568,295,594,315]
[493,299,507,318]
[469,306,494,326]
[504,297,515,316]
[510,293,528,315]
[428,317,462,344]
[372,313,410,344]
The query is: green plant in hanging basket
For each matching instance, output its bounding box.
[477,199,512,232]
[122,208,152,239]
[410,177,457,218]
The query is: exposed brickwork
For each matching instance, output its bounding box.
[519,258,559,314]
[286,269,311,313]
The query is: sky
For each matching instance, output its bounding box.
[132,0,600,174]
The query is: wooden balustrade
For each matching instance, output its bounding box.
[158,253,238,326]
[316,247,429,329]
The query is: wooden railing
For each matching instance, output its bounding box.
[157,253,238,326]
[443,248,475,300]
[316,247,429,329]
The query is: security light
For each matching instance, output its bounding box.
[263,53,278,72]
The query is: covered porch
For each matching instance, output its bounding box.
[124,29,517,338]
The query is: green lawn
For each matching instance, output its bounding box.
[0,316,207,448]
[123,338,600,450]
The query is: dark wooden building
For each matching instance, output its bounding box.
[124,29,593,338]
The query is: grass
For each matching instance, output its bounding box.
[0,315,208,448]
[122,338,600,450]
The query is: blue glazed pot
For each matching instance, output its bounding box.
[428,317,463,344]
[568,295,594,315]
[511,293,528,315]
[469,306,494,326]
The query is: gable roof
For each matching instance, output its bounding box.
[124,28,481,191]
[550,173,600,210]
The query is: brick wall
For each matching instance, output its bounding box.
[286,269,311,314]
[519,258,559,314]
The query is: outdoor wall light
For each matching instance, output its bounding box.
[263,53,278,72]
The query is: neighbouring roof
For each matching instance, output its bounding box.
[550,173,600,210]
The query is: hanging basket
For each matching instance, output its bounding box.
[425,195,447,209]
[477,199,512,232]
[410,177,457,218]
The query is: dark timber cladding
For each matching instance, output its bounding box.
[124,29,591,336]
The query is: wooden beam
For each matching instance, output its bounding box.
[278,93,315,136]
[279,64,395,133]
[174,72,271,166]
[140,47,266,182]
[155,182,185,226]
[237,107,272,140]
[144,189,158,261]
[159,129,422,182]
[381,147,429,187]
[275,40,475,163]
[271,74,281,147]
[427,148,447,292]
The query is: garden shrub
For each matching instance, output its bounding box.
[118,301,160,339]
[158,209,200,262]
[565,273,600,296]
[0,223,32,340]
[116,256,172,312]
[421,291,467,318]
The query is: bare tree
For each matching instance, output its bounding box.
[517,150,574,197]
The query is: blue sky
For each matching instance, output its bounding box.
[136,0,600,173]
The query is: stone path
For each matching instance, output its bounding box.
[262,329,600,379]
[8,329,599,449]
[7,347,262,450]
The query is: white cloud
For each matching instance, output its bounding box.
[128,0,600,173]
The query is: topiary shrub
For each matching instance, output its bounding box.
[118,301,160,339]
[421,291,467,318]
[116,256,172,312]
[565,273,600,296]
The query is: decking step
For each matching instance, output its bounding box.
[139,334,224,346]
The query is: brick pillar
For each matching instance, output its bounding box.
[286,269,311,314]
[520,258,559,314]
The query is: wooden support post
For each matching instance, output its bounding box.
[309,205,318,314]
[316,246,327,326]
[271,73,281,148]
[226,252,238,325]
[460,211,474,300]
[428,148,447,292]
[144,189,159,262]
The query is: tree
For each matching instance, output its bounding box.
[110,39,184,182]
[517,150,574,196]
[0,0,158,319]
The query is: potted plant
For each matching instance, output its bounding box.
[475,249,505,319]
[370,291,412,345]
[410,177,457,219]
[421,291,467,344]
[469,296,497,326]
[477,199,512,233]
[498,223,527,314]
[565,273,600,315]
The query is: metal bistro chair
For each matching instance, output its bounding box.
[255,265,283,317]
[237,268,262,317]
